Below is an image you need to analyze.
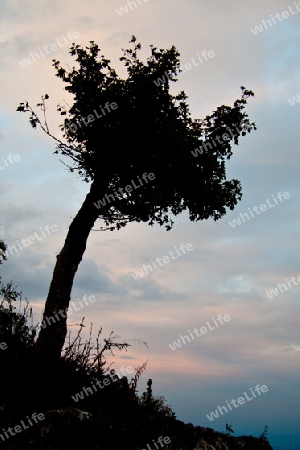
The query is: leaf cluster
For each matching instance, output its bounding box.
[17,36,256,231]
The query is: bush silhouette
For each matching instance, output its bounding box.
[0,239,272,449]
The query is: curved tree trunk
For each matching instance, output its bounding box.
[35,180,101,360]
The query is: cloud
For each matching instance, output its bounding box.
[1,1,300,447]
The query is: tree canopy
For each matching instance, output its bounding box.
[17,36,256,359]
[18,36,256,231]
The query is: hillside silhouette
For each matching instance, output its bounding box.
[0,259,273,450]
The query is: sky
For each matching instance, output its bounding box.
[1,1,300,449]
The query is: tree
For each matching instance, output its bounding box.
[225,421,234,436]
[140,378,175,420]
[0,278,37,348]
[17,36,256,360]
[0,238,7,265]
[0,244,38,370]
[259,425,269,443]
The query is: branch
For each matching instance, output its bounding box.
[16,96,83,172]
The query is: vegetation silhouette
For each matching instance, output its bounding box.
[17,36,257,360]
[0,258,273,449]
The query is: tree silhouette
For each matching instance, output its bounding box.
[0,238,7,265]
[17,36,256,360]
